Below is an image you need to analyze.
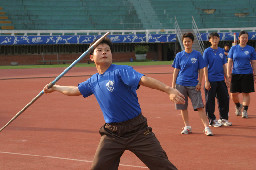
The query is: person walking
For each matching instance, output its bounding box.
[172,32,213,136]
[203,32,232,127]
[227,31,256,118]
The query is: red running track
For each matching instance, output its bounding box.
[0,65,255,170]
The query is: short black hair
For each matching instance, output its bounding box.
[208,32,219,40]
[89,37,113,55]
[182,32,194,42]
[224,43,230,47]
[239,30,248,37]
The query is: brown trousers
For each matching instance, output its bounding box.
[91,114,177,170]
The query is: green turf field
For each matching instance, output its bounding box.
[0,61,173,69]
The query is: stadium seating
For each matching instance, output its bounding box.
[0,0,142,30]
[194,0,256,28]
[0,0,255,30]
[150,0,256,29]
[0,6,14,30]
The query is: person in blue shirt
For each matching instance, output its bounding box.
[224,43,230,58]
[203,32,232,127]
[44,37,185,170]
[172,32,213,136]
[227,31,256,118]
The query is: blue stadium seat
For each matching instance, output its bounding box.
[0,0,255,30]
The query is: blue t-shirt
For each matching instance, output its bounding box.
[172,50,206,86]
[78,64,144,123]
[224,49,229,57]
[203,47,227,82]
[228,45,256,74]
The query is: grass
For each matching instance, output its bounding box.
[0,60,173,69]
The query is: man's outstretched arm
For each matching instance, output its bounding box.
[44,84,81,96]
[139,76,185,104]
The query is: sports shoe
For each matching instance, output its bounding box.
[209,119,222,127]
[181,126,192,134]
[242,110,248,118]
[235,105,243,116]
[204,127,213,136]
[218,119,232,126]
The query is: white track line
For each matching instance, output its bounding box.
[0,151,148,169]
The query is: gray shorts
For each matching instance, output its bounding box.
[175,84,204,111]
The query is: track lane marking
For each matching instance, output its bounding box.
[0,151,148,169]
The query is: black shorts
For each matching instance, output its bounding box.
[230,74,255,93]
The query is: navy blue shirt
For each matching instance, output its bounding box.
[172,50,206,86]
[78,64,143,123]
[203,47,227,82]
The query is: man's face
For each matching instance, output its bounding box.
[182,37,193,50]
[90,43,112,65]
[224,46,229,51]
[209,36,220,46]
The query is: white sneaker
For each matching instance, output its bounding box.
[242,110,248,118]
[181,126,192,134]
[218,119,232,126]
[209,119,222,127]
[204,127,213,136]
[235,105,242,116]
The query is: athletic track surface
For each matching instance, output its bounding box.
[0,65,255,170]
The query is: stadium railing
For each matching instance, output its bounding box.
[0,29,176,36]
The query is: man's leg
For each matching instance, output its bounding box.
[128,127,177,170]
[197,108,210,128]
[205,82,217,124]
[230,92,240,104]
[91,132,125,170]
[231,92,243,116]
[181,109,189,126]
[241,93,250,118]
[175,85,189,131]
[216,81,229,120]
[242,93,250,106]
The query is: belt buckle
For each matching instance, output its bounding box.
[105,123,118,132]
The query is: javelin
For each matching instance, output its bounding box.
[0,32,110,132]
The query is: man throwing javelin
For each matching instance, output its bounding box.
[44,37,185,170]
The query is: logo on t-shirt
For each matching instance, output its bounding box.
[106,80,114,92]
[244,51,249,55]
[191,58,197,64]
[219,53,224,59]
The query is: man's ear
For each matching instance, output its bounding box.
[90,55,94,61]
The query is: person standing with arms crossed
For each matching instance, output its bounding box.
[203,32,232,127]
[227,31,256,118]
[172,32,213,136]
[44,37,185,170]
